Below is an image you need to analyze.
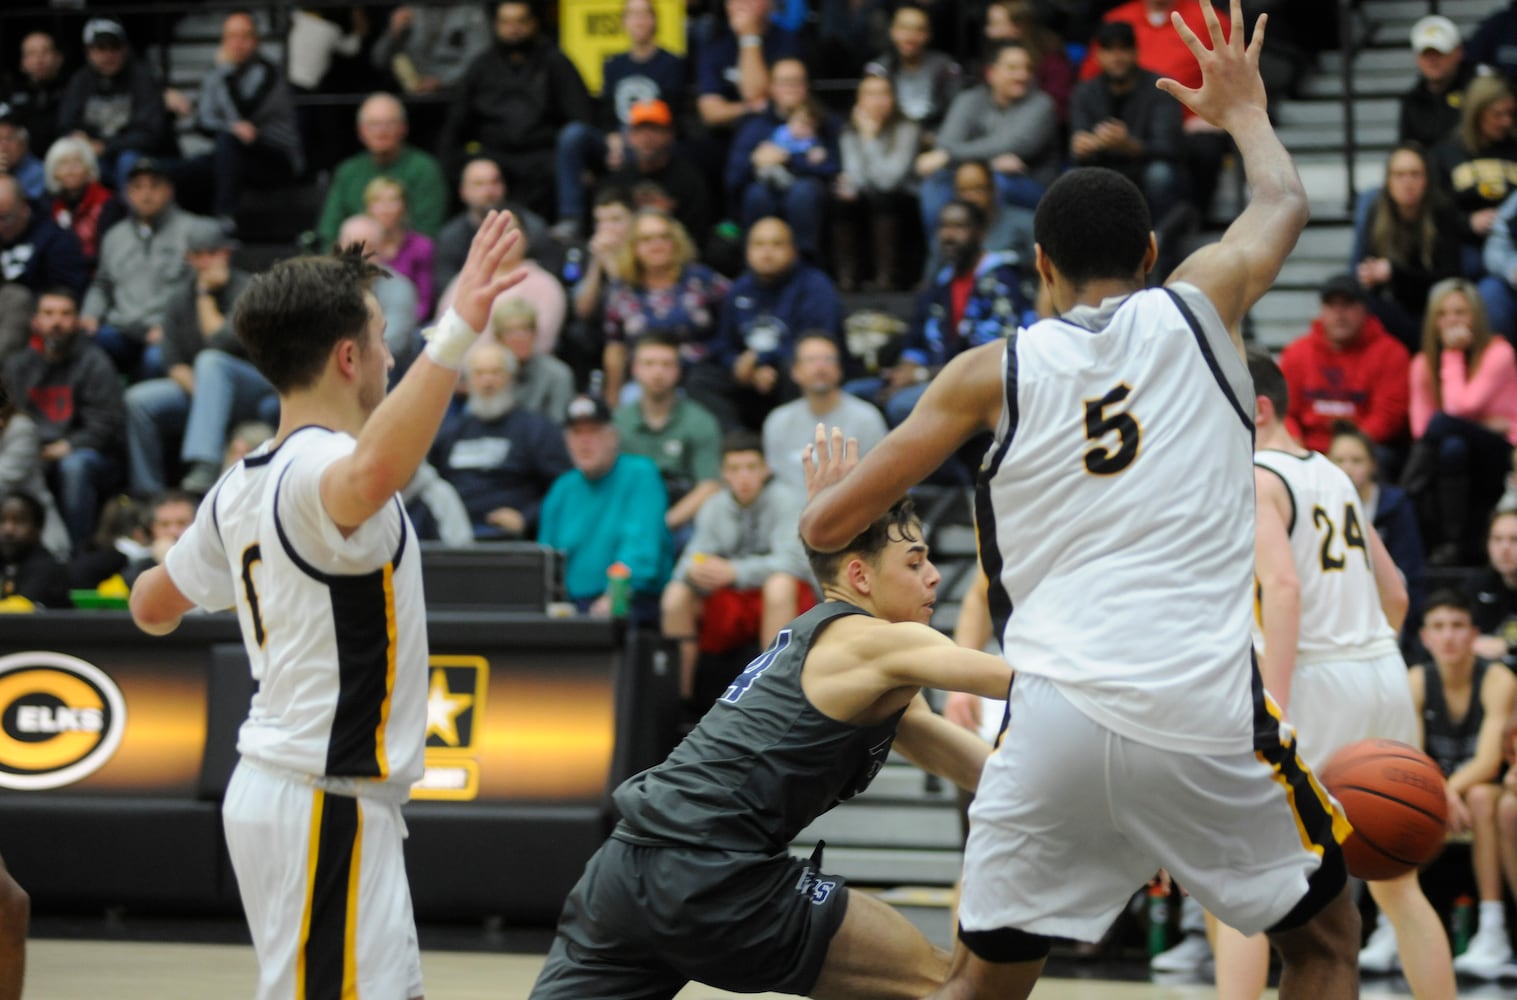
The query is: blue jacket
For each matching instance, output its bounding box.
[901,251,1030,368]
[717,264,843,369]
[725,107,842,199]
[431,407,572,537]
[539,454,672,600]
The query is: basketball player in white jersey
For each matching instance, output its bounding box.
[128,211,526,1000]
[1208,352,1455,1000]
[801,2,1360,996]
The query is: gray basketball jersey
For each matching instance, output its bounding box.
[612,601,905,853]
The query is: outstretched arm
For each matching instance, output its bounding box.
[893,693,993,793]
[1254,468,1300,711]
[320,212,525,532]
[1163,0,1308,343]
[799,340,1004,552]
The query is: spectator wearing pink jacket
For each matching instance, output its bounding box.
[1407,277,1517,564]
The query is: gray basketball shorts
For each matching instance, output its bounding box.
[529,835,851,999]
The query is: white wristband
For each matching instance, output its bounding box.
[738,33,763,48]
[421,307,479,370]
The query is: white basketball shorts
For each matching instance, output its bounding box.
[223,760,424,1000]
[1285,652,1418,773]
[959,673,1350,944]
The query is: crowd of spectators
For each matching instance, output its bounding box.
[1,0,1517,975]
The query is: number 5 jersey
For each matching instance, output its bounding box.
[976,283,1259,755]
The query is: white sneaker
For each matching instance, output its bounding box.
[1358,919,1400,974]
[1149,933,1212,972]
[1454,926,1515,979]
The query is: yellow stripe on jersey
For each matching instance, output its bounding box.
[373,562,399,779]
[295,788,326,1000]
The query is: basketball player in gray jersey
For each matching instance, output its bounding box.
[802,2,1360,998]
[530,472,1013,998]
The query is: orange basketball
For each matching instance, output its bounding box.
[1319,739,1449,882]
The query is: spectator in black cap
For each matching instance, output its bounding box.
[57,19,168,190]
[0,172,88,359]
[1069,22,1185,234]
[0,103,44,200]
[1,31,67,156]
[81,158,212,380]
[538,393,672,622]
[1278,272,1412,458]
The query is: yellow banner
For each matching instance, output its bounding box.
[559,0,686,95]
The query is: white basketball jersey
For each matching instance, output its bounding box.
[1252,449,1399,664]
[166,426,427,795]
[978,283,1259,755]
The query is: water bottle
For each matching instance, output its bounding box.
[562,246,584,284]
[1451,894,1475,955]
[1146,883,1170,958]
[606,562,631,619]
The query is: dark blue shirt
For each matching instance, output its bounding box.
[697,25,802,102]
[717,264,842,369]
[431,407,573,538]
[602,48,686,130]
[725,107,842,197]
[1,209,88,297]
[902,252,1030,368]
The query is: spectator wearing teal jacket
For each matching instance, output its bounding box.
[539,394,672,624]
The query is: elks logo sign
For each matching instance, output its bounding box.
[0,652,127,790]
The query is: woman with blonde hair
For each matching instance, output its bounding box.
[43,136,124,272]
[1406,277,1517,563]
[1431,74,1517,274]
[363,175,434,320]
[601,208,729,404]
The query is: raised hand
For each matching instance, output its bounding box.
[803,424,859,501]
[452,210,525,333]
[1155,0,1268,133]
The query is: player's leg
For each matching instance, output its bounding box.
[353,797,427,999]
[530,931,684,1000]
[1209,915,1269,1000]
[1456,782,1516,973]
[1266,883,1360,998]
[0,852,27,1000]
[807,890,950,998]
[659,580,702,700]
[919,941,1044,1000]
[1364,870,1454,998]
[222,762,305,999]
[1499,787,1517,911]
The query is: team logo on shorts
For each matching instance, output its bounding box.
[0,651,127,790]
[795,869,837,906]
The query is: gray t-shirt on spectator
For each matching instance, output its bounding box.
[763,393,888,494]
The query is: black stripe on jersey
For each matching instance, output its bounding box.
[1253,462,1297,535]
[1162,288,1252,433]
[325,567,396,777]
[244,424,332,469]
[974,334,1020,642]
[302,791,360,999]
[208,477,228,556]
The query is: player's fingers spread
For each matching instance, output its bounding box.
[1247,13,1268,58]
[1169,11,1204,56]
[844,436,860,464]
[1228,0,1245,48]
[1199,0,1224,49]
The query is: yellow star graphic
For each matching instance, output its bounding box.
[425,669,474,747]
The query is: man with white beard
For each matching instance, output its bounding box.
[431,340,572,539]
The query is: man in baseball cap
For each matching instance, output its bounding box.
[1401,15,1472,150]
[59,17,165,189]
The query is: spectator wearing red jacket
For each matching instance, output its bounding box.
[1279,274,1412,460]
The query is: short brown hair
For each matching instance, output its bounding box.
[805,497,920,583]
[233,245,389,393]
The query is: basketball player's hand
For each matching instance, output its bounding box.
[453,210,525,333]
[803,424,859,500]
[941,691,981,731]
[1156,0,1268,133]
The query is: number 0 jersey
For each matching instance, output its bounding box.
[1252,449,1399,664]
[977,283,1258,755]
[165,426,428,796]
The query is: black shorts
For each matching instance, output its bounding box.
[529,835,851,999]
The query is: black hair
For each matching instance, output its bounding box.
[1,489,44,529]
[593,182,636,211]
[150,489,200,515]
[793,331,840,356]
[631,330,681,355]
[233,244,390,394]
[1246,348,1288,417]
[1421,588,1473,622]
[805,497,921,584]
[939,198,987,233]
[721,429,764,458]
[35,285,79,309]
[1033,167,1152,287]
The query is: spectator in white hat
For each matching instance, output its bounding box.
[1400,16,1472,152]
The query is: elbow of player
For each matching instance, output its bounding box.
[350,450,409,512]
[798,507,845,555]
[128,590,178,636]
